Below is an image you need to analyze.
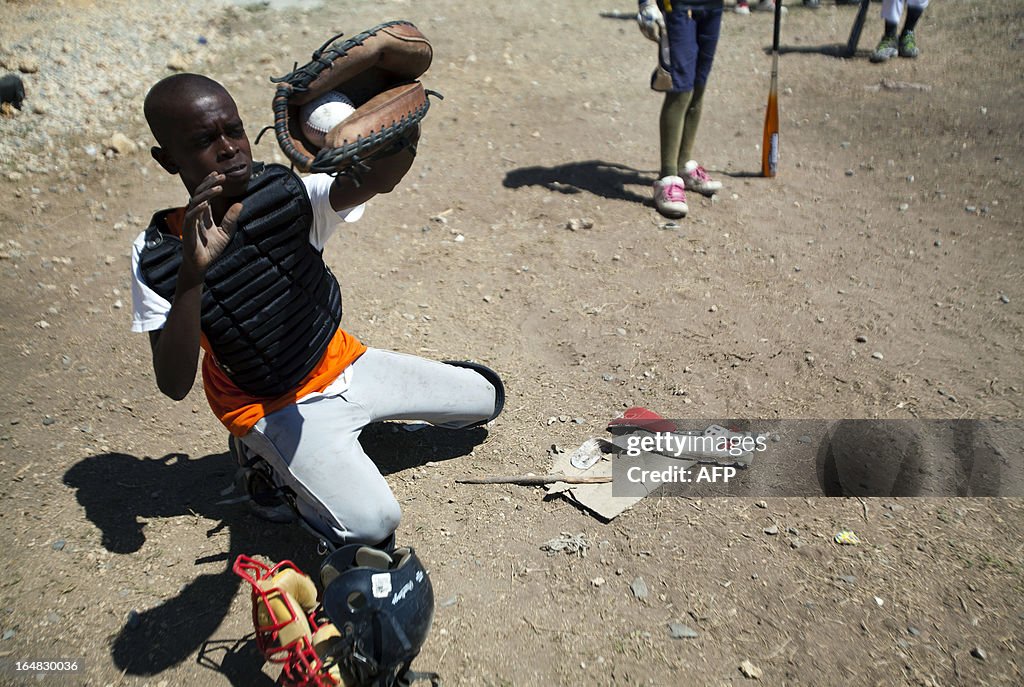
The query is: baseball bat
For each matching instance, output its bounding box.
[846,0,872,58]
[761,0,782,178]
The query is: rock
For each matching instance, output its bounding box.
[907,625,921,637]
[591,577,605,588]
[739,660,763,680]
[630,577,649,600]
[999,294,1010,304]
[855,335,868,343]
[18,58,40,74]
[668,622,698,639]
[565,218,594,231]
[51,539,65,551]
[970,647,986,661]
[899,203,909,212]
[106,132,138,155]
[763,525,779,535]
[166,53,189,71]
[871,352,884,360]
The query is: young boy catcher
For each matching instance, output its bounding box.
[637,0,725,219]
[130,73,503,550]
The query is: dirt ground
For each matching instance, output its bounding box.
[1,0,1022,685]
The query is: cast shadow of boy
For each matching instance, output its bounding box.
[62,425,484,684]
[503,159,653,205]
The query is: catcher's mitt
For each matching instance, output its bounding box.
[271,21,437,176]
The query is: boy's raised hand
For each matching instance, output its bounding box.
[182,172,243,275]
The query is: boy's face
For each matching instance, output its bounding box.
[156,90,253,198]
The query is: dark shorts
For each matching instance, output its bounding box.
[658,3,723,92]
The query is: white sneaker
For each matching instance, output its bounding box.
[682,160,722,195]
[653,176,688,218]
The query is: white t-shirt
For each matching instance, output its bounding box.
[130,173,363,333]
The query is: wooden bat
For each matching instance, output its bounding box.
[846,0,872,58]
[457,474,613,486]
[761,0,782,178]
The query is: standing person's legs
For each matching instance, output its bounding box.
[871,0,904,62]
[678,6,723,195]
[652,2,698,218]
[657,3,699,179]
[899,0,928,57]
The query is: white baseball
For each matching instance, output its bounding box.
[299,91,355,149]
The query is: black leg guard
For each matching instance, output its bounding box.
[443,360,505,428]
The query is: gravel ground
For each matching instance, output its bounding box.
[0,0,233,177]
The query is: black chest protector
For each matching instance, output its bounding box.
[138,163,342,397]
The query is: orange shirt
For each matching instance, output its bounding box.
[164,207,367,437]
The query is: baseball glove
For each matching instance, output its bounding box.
[271,20,437,177]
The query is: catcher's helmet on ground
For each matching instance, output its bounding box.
[319,544,436,687]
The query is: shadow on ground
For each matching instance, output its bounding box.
[503,159,653,205]
[61,423,486,685]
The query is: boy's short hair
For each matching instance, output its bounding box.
[144,73,232,146]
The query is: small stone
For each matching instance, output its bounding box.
[763,525,779,535]
[898,203,909,212]
[845,169,854,177]
[970,647,986,661]
[106,132,138,155]
[739,659,763,680]
[837,575,856,584]
[602,374,615,382]
[2,629,14,640]
[874,596,885,607]
[591,577,605,588]
[166,53,189,71]
[668,622,698,639]
[630,577,649,600]
[798,435,812,444]
[51,539,65,551]
[907,625,921,637]
[42,416,55,426]
[565,218,594,231]
[18,58,40,74]
[965,205,977,214]
[755,500,767,509]
[999,294,1010,304]
[855,335,868,343]
[871,352,884,360]
[709,304,718,313]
